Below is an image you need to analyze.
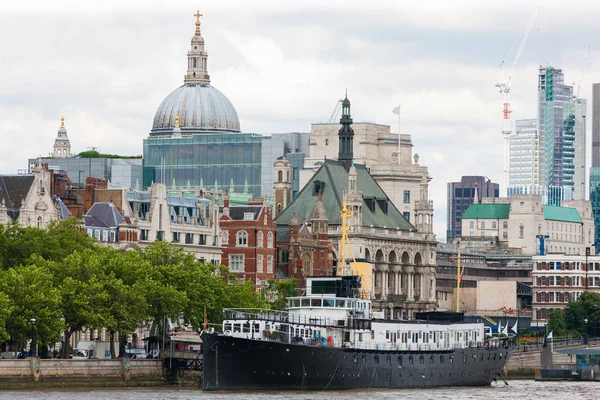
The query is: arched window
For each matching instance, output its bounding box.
[277,204,282,215]
[257,231,264,247]
[267,232,274,248]
[303,253,312,275]
[281,250,289,263]
[37,216,42,228]
[237,231,248,246]
[278,170,283,183]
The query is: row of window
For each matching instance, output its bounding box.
[535,261,600,271]
[535,291,584,303]
[355,351,504,366]
[535,275,585,287]
[229,254,274,274]
[469,221,508,230]
[225,230,274,248]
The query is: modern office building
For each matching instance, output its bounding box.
[509,119,537,187]
[537,66,586,202]
[446,176,499,243]
[590,83,600,252]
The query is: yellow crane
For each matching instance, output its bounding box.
[338,199,356,276]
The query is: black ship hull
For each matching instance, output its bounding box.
[201,333,511,391]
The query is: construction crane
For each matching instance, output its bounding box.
[496,7,539,193]
[327,99,343,123]
[574,43,590,98]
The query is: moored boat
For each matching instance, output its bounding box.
[202,275,511,390]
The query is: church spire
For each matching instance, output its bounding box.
[184,10,210,85]
[338,92,354,171]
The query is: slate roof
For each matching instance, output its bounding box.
[56,197,72,219]
[228,206,262,221]
[462,203,510,220]
[84,202,123,228]
[543,205,583,223]
[0,175,35,221]
[275,159,413,230]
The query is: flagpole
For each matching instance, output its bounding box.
[398,104,401,134]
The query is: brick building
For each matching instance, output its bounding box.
[220,193,277,289]
[276,194,333,287]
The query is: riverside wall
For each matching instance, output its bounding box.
[0,358,167,388]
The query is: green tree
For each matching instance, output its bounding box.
[100,249,148,358]
[265,278,298,310]
[0,292,12,342]
[0,264,63,353]
[42,250,110,358]
[547,309,567,337]
[564,291,600,336]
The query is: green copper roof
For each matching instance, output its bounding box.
[543,206,582,223]
[462,203,510,219]
[275,159,413,230]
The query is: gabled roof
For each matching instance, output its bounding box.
[462,203,510,220]
[84,202,123,228]
[0,175,35,221]
[543,205,582,223]
[275,159,413,230]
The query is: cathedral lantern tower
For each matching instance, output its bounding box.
[53,116,71,158]
[184,10,210,85]
[338,93,354,171]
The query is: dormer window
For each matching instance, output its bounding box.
[313,180,324,195]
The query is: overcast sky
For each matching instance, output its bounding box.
[1,0,600,240]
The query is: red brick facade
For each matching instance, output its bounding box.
[220,196,277,289]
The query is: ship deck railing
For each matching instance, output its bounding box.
[223,308,341,328]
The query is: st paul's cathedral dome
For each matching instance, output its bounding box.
[150,11,240,136]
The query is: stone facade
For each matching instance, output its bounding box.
[300,122,431,226]
[273,157,291,218]
[0,162,59,228]
[128,183,222,264]
[461,194,594,255]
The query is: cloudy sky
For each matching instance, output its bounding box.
[1,0,599,240]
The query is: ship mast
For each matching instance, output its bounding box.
[338,199,356,276]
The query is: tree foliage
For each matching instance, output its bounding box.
[564,291,600,336]
[0,223,281,355]
[547,309,567,337]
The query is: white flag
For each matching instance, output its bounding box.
[502,321,508,336]
[392,106,400,115]
[510,319,518,334]
[497,321,502,334]
[547,331,553,339]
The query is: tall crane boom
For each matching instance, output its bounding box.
[496,7,539,194]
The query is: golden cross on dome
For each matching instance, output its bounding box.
[175,115,180,128]
[60,116,65,128]
[194,10,202,34]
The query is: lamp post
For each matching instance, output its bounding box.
[29,318,36,357]
[584,318,589,346]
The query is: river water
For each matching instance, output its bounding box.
[0,381,595,400]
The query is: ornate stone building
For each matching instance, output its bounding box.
[276,95,437,319]
[0,161,60,228]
